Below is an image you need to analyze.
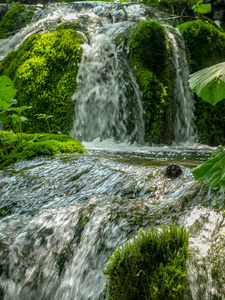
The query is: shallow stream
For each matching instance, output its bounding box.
[1,143,225,299]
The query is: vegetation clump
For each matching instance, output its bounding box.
[129,21,175,144]
[0,29,83,134]
[179,20,225,145]
[104,223,189,300]
[0,2,35,39]
[0,131,86,168]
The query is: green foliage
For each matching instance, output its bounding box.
[189,62,225,106]
[35,113,53,134]
[157,0,197,19]
[129,21,174,143]
[191,146,225,191]
[192,0,211,15]
[0,75,17,124]
[0,131,86,168]
[179,21,225,74]
[0,75,17,104]
[0,29,83,134]
[0,2,35,39]
[180,21,225,145]
[104,223,189,300]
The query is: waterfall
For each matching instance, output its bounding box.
[0,2,196,145]
[168,27,196,144]
[70,23,144,143]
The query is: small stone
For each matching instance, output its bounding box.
[164,164,182,179]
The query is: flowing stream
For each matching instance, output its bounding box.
[1,2,223,299]
[1,145,225,299]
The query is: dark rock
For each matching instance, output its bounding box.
[164,164,182,179]
[0,4,8,20]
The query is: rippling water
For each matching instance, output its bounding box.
[1,144,225,299]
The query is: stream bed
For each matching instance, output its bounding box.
[1,145,225,299]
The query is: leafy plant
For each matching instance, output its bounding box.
[0,75,17,123]
[8,105,32,148]
[35,113,53,134]
[192,0,211,15]
[189,62,225,191]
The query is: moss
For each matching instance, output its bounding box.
[0,29,83,134]
[0,131,86,168]
[179,21,225,146]
[129,21,175,144]
[0,2,35,39]
[104,223,189,300]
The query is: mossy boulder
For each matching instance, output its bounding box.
[0,29,83,134]
[179,21,225,145]
[0,131,86,168]
[129,21,175,144]
[104,223,189,300]
[0,2,35,38]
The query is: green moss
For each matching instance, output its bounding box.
[104,223,189,300]
[0,29,83,134]
[179,21,225,146]
[0,3,35,39]
[129,21,175,144]
[0,131,86,168]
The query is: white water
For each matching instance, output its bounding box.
[1,3,219,299]
[0,2,196,145]
[1,150,225,299]
[70,24,145,143]
[168,27,196,144]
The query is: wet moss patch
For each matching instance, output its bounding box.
[129,21,175,144]
[0,3,35,39]
[0,28,83,134]
[104,223,189,300]
[0,131,86,168]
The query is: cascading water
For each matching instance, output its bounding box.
[1,147,225,299]
[0,2,195,145]
[0,2,220,300]
[70,24,144,143]
[167,27,196,145]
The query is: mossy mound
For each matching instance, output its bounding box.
[0,2,35,39]
[104,223,189,300]
[0,29,83,134]
[129,21,175,144]
[179,21,225,145]
[0,131,86,168]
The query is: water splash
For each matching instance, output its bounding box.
[70,24,144,143]
[168,27,196,144]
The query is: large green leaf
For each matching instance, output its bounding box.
[0,75,17,104]
[189,62,225,105]
[193,0,211,14]
[191,146,225,191]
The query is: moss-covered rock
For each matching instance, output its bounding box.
[0,2,35,39]
[179,21,225,145]
[103,223,189,300]
[129,21,175,144]
[0,131,86,168]
[0,29,83,134]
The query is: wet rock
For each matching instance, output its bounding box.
[164,164,182,179]
[0,4,8,20]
